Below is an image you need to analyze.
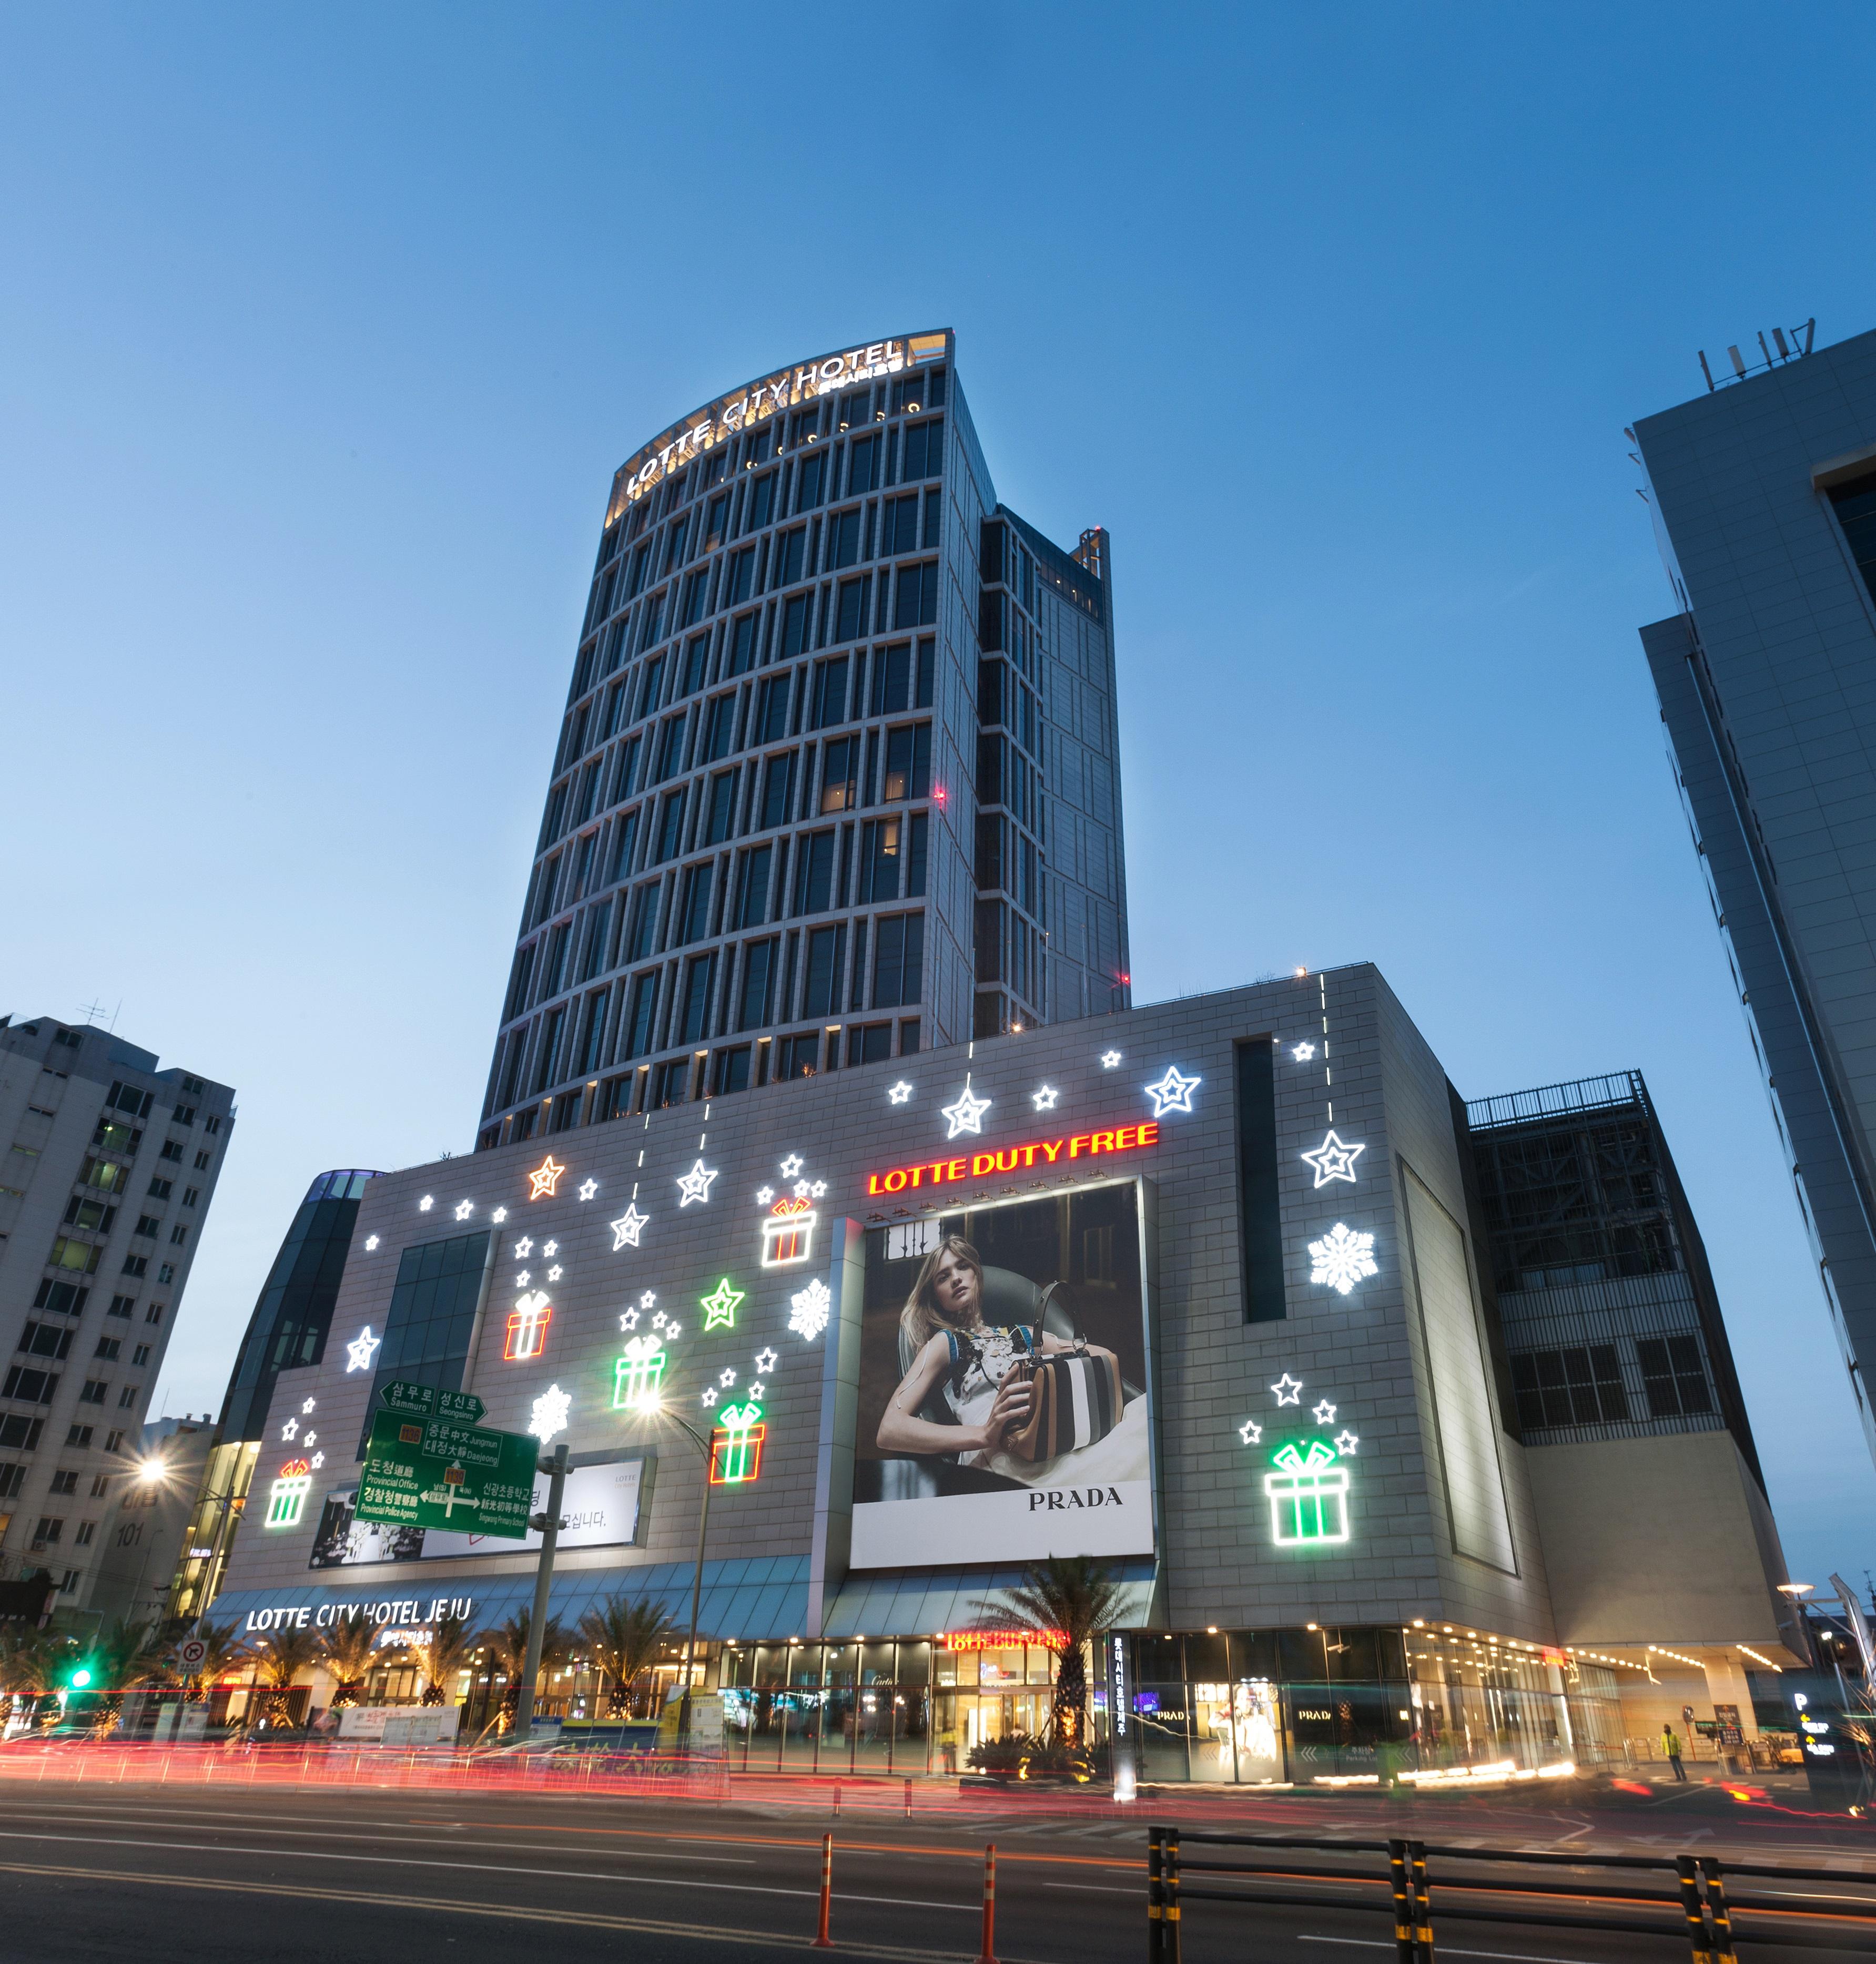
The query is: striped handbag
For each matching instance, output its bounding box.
[1003,1329,1125,1460]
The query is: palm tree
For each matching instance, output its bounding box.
[319,1615,386,1707]
[405,1614,474,1708]
[975,1554,1125,1750]
[479,1611,569,1727]
[85,1618,167,1731]
[179,1620,247,1704]
[249,1626,321,1727]
[577,1596,676,1717]
[0,1623,71,1725]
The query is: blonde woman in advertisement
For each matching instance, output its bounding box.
[875,1235,1148,1486]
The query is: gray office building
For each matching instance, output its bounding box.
[0,1013,234,1616]
[478,329,1130,1150]
[1635,323,1876,1466]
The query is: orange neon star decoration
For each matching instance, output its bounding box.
[527,1155,567,1200]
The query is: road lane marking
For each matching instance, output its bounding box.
[1301,1939,1603,1962]
[0,1828,975,1912]
[0,1858,1035,1960]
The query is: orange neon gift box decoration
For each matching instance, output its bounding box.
[864,1120,1159,1197]
[760,1195,818,1267]
[505,1289,553,1361]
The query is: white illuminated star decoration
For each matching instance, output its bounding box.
[1335,1430,1360,1456]
[577,1179,599,1202]
[1291,1042,1316,1062]
[1309,1221,1378,1296]
[793,1181,811,1199]
[718,1367,737,1388]
[887,1081,914,1105]
[547,1266,563,1283]
[810,1179,827,1198]
[1301,1130,1365,1188]
[789,1277,831,1341]
[748,1380,767,1400]
[280,1419,298,1441]
[363,1234,379,1251]
[514,1236,534,1258]
[1100,1049,1122,1069]
[941,1077,991,1139]
[529,1383,571,1443]
[302,1431,317,1447]
[491,1206,508,1224]
[310,1450,325,1469]
[677,1159,719,1206]
[1239,1419,1263,1446]
[300,1398,316,1415]
[620,1309,638,1331]
[779,1154,804,1178]
[543,1240,558,1257]
[755,1347,778,1373]
[418,1195,433,1212]
[1312,1399,1337,1424]
[639,1290,656,1309]
[1032,1084,1060,1111]
[1143,1065,1201,1117]
[515,1270,531,1287]
[345,1326,382,1373]
[651,1310,668,1331]
[1271,1373,1304,1406]
[453,1199,474,1221]
[664,1321,681,1340]
[609,1205,648,1250]
[701,1387,718,1408]
[756,1186,775,1205]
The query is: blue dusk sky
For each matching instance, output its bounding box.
[3,5,1874,1591]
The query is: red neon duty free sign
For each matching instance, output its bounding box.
[865,1120,1159,1197]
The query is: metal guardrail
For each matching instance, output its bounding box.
[1146,1824,1876,1961]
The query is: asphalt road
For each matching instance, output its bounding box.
[0,1778,1870,1964]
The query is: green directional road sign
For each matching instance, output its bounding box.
[354,1382,536,1538]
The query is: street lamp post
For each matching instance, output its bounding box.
[624,1405,715,1742]
[511,1441,570,1745]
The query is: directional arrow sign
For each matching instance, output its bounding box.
[355,1409,534,1537]
[378,1380,486,1425]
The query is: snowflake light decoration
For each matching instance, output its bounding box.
[1309,1222,1378,1296]
[789,1277,831,1341]
[529,1383,571,1443]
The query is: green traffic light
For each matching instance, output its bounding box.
[69,1668,92,1688]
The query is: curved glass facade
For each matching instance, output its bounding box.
[478,328,1130,1149]
[219,1167,383,1441]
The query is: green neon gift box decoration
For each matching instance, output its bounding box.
[612,1336,667,1412]
[1263,1438,1351,1546]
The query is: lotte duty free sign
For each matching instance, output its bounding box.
[354,1380,538,1539]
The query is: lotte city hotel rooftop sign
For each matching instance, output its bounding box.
[605,329,950,518]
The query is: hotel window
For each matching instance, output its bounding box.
[759,752,796,829]
[776,526,807,587]
[712,1045,752,1095]
[811,657,850,731]
[651,711,687,785]
[847,430,880,492]
[795,451,826,511]
[680,954,717,1044]
[738,938,777,1029]
[678,863,714,945]
[745,471,776,532]
[883,724,931,801]
[729,609,759,673]
[663,512,691,573]
[900,416,944,480]
[802,926,845,1018]
[781,594,810,659]
[736,844,774,929]
[882,494,919,556]
[873,913,925,1008]
[859,818,901,902]
[626,883,661,962]
[835,577,869,643]
[1510,1347,1626,1430]
[776,1032,820,1080]
[622,972,660,1059]
[847,1023,892,1066]
[828,508,862,571]
[704,695,738,764]
[894,562,938,629]
[579,988,610,1075]
[1637,1335,1713,1419]
[682,632,710,696]
[870,641,911,715]
[793,830,837,914]
[757,675,792,746]
[706,769,738,844]
[704,492,729,551]
[650,1057,690,1108]
[820,737,858,813]
[728,548,756,607]
[654,789,687,862]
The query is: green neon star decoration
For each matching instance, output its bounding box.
[701,1277,745,1330]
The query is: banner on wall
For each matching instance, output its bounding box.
[850,1182,1154,1568]
[309,1457,643,1569]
